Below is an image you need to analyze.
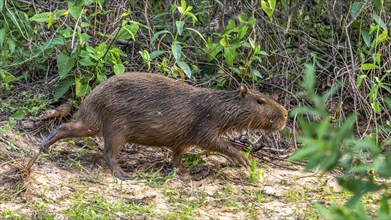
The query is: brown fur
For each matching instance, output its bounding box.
[41,72,288,180]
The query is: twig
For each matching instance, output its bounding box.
[294,168,320,180]
[71,8,83,52]
[344,2,367,80]
[93,26,122,71]
[143,0,152,39]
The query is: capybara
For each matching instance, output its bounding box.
[41,72,288,180]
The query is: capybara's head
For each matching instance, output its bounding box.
[236,85,288,132]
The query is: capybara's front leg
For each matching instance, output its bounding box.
[102,134,130,180]
[40,120,98,153]
[201,140,250,168]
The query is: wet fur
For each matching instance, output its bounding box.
[41,72,288,180]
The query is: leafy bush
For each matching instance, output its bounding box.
[30,1,144,100]
[290,64,391,219]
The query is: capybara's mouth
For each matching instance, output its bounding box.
[265,119,287,132]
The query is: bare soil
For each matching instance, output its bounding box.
[0,127,343,219]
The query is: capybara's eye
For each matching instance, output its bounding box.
[257,99,266,105]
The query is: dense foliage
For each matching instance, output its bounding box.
[1,0,390,219]
[291,65,390,219]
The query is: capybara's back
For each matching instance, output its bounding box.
[76,73,200,147]
[41,72,288,180]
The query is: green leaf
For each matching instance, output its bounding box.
[360,63,379,70]
[258,51,269,56]
[68,1,83,19]
[302,64,315,92]
[356,75,367,87]
[223,45,238,66]
[371,101,381,114]
[150,50,164,59]
[369,24,379,34]
[58,27,73,38]
[54,77,74,100]
[37,38,65,51]
[238,25,249,40]
[371,12,387,30]
[0,0,4,11]
[79,33,90,46]
[252,69,262,78]
[117,24,139,41]
[139,50,150,61]
[313,203,331,219]
[47,12,54,28]
[75,77,91,98]
[219,38,228,47]
[206,44,223,61]
[54,9,69,18]
[376,29,389,44]
[7,39,15,54]
[151,30,172,43]
[238,13,249,24]
[97,42,107,54]
[333,115,356,148]
[185,5,193,13]
[320,149,340,172]
[176,20,185,35]
[226,19,236,30]
[78,58,94,66]
[373,53,381,65]
[261,0,273,21]
[181,0,187,12]
[270,0,276,10]
[289,143,320,161]
[113,64,125,75]
[351,2,363,19]
[248,17,256,26]
[82,0,94,5]
[129,20,149,29]
[172,41,182,62]
[185,28,206,42]
[96,73,107,83]
[108,47,125,64]
[12,110,25,120]
[337,177,381,195]
[80,22,90,27]
[0,28,5,47]
[248,38,256,49]
[361,30,371,47]
[177,60,192,78]
[30,12,52,23]
[378,196,390,220]
[374,0,383,10]
[57,52,76,78]
[0,69,18,84]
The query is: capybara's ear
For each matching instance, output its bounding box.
[239,85,248,97]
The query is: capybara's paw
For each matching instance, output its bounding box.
[112,168,132,180]
[190,165,210,181]
[40,146,50,154]
[231,151,250,168]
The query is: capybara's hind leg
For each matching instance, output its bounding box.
[102,135,129,180]
[40,120,98,153]
[172,146,188,172]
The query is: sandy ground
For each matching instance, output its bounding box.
[0,129,341,219]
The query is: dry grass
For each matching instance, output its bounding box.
[0,153,40,192]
